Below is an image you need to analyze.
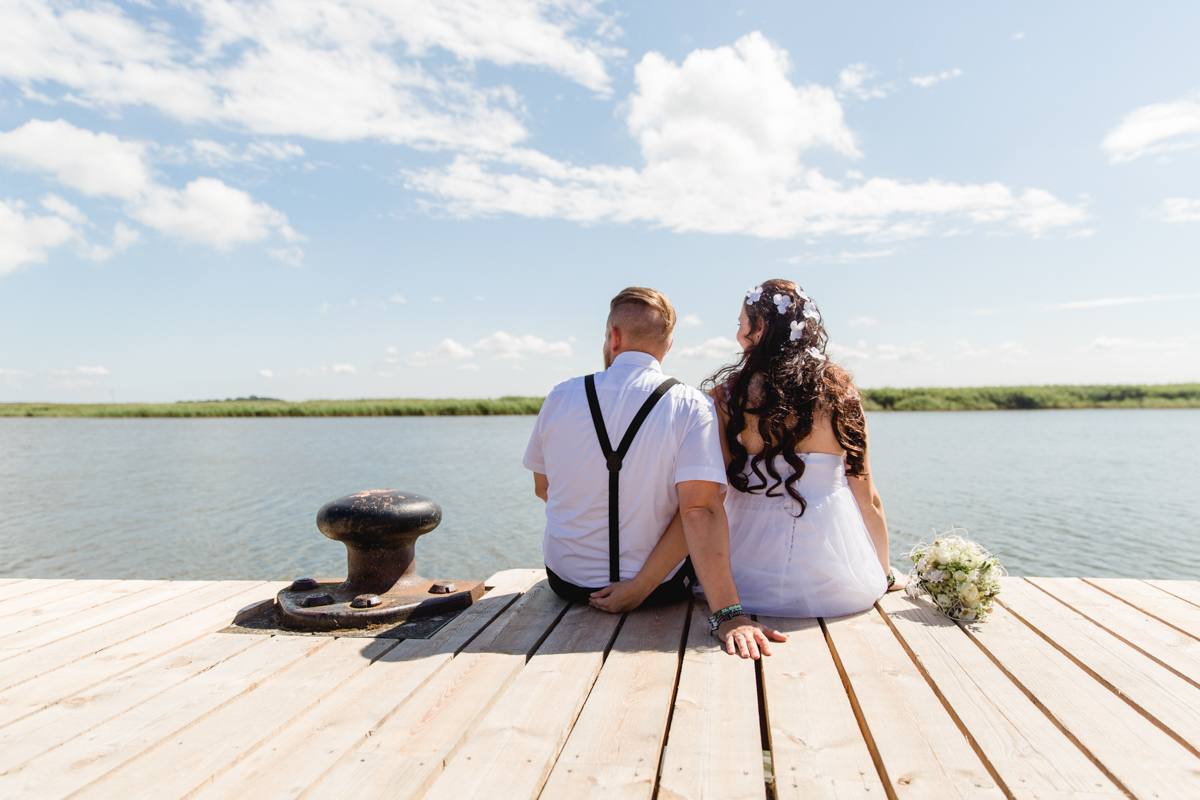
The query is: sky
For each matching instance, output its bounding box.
[1,0,1198,403]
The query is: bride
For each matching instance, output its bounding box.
[709,278,906,617]
[588,278,906,618]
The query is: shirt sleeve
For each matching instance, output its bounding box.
[674,395,728,487]
[522,397,549,473]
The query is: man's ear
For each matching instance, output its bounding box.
[608,324,623,352]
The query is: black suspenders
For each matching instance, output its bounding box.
[584,373,680,583]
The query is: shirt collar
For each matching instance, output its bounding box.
[610,350,662,373]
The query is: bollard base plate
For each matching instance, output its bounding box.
[276,578,483,631]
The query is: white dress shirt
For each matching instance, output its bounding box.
[523,350,727,588]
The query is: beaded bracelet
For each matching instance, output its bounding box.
[708,603,745,635]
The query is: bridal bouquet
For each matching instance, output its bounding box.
[906,529,1004,622]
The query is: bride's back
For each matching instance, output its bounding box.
[735,374,846,459]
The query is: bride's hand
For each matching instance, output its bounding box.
[589,579,651,613]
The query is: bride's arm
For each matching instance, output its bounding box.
[846,424,906,590]
[589,511,687,612]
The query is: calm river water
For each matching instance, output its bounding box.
[1,409,1197,582]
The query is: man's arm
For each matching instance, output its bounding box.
[533,472,548,503]
[589,511,687,613]
[677,480,787,659]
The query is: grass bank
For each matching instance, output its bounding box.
[858,383,1200,411]
[3,384,1197,417]
[0,396,545,417]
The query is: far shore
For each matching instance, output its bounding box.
[2,383,1198,417]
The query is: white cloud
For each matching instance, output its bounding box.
[472,331,571,360]
[954,340,1026,360]
[385,346,398,355]
[186,139,305,167]
[0,199,76,275]
[389,294,407,304]
[847,317,876,326]
[0,120,300,254]
[838,249,893,263]
[1089,336,1189,352]
[1160,198,1200,223]
[75,366,109,376]
[674,336,740,360]
[431,296,445,303]
[678,314,702,327]
[457,363,481,371]
[1042,293,1200,311]
[837,63,888,100]
[909,68,963,89]
[0,0,619,153]
[259,369,275,378]
[408,34,1085,240]
[830,340,927,361]
[407,338,475,366]
[330,364,357,374]
[1103,95,1200,163]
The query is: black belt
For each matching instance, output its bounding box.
[584,372,680,583]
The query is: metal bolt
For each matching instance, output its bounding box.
[288,577,319,592]
[300,593,335,608]
[430,581,457,594]
[350,594,382,608]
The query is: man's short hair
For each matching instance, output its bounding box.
[608,286,676,346]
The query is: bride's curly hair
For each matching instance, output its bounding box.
[706,278,868,515]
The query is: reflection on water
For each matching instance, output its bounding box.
[1,409,1197,581]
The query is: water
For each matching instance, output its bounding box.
[1,410,1197,582]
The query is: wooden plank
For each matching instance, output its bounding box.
[428,603,625,799]
[1027,577,1200,684]
[0,582,279,720]
[300,579,569,800]
[658,600,763,800]
[1087,578,1200,640]
[0,635,330,799]
[157,569,546,800]
[968,601,1200,798]
[1145,579,1200,609]
[0,579,122,633]
[0,580,206,662]
[0,578,24,589]
[72,636,401,800]
[879,591,1124,799]
[824,606,1003,799]
[758,614,884,800]
[0,579,72,604]
[541,601,689,800]
[999,578,1200,750]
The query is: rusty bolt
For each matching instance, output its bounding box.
[430,581,457,594]
[288,577,319,592]
[350,594,382,608]
[300,593,335,608]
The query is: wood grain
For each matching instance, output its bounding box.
[758,613,884,800]
[657,601,763,800]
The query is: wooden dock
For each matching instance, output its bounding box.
[1,573,1198,799]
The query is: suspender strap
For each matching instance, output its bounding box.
[584,373,680,583]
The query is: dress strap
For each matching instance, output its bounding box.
[584,373,680,583]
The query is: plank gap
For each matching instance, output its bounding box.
[874,602,1016,800]
[996,596,1200,761]
[649,597,693,800]
[818,616,898,800]
[1083,579,1200,643]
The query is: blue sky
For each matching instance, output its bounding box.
[1,0,1198,402]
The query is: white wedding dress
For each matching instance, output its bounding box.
[719,452,887,618]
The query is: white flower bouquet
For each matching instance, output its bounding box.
[906,529,1004,622]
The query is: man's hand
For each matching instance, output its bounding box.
[887,570,910,592]
[589,579,651,613]
[718,617,787,660]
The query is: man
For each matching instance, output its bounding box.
[524,287,785,659]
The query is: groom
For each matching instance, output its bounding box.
[523,287,785,659]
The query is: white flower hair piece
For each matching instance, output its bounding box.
[802,300,821,323]
[805,346,827,363]
[773,293,793,314]
[789,320,806,342]
[746,286,763,304]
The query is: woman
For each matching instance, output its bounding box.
[709,278,905,617]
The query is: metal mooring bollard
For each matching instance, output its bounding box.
[276,489,484,631]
